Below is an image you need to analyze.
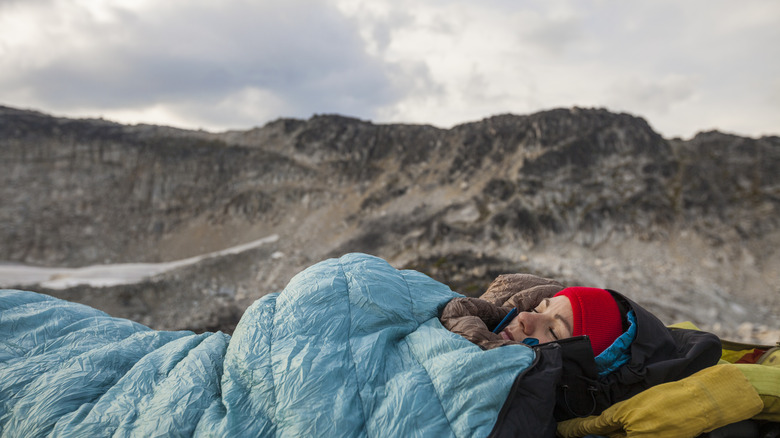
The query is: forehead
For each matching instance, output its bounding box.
[544,295,572,314]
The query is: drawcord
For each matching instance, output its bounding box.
[560,384,598,418]
[492,308,518,334]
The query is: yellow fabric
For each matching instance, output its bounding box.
[670,321,779,366]
[760,347,780,367]
[735,363,780,421]
[556,364,763,438]
[666,321,701,330]
[720,342,778,365]
[721,348,760,363]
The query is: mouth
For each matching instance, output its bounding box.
[500,329,515,341]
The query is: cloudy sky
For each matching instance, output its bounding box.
[1,0,778,138]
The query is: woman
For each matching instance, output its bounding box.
[440,273,723,428]
[495,287,623,358]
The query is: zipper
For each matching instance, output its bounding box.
[486,342,557,438]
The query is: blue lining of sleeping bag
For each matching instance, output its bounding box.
[595,310,636,377]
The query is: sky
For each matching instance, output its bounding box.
[0,0,778,139]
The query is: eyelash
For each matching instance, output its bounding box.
[532,307,559,340]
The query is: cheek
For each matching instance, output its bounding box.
[506,317,523,334]
[537,332,554,343]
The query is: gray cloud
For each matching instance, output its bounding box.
[0,0,777,137]
[522,14,584,56]
[607,75,697,114]
[1,1,413,126]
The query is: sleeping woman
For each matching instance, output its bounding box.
[439,273,722,423]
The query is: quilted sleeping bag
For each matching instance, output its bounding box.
[0,253,550,437]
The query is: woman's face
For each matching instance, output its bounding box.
[499,296,573,344]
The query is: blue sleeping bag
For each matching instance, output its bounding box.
[0,253,542,437]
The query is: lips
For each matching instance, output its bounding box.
[500,329,515,341]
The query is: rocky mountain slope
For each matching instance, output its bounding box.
[1,105,778,342]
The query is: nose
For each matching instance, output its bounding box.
[517,311,542,336]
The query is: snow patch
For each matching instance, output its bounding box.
[0,235,279,290]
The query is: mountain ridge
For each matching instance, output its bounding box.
[1,104,777,342]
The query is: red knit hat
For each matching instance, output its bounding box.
[554,287,623,356]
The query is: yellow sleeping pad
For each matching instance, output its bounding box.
[557,364,763,438]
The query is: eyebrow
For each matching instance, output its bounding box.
[543,298,573,335]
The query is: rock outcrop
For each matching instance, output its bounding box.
[1,105,778,342]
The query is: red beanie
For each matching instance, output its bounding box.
[554,287,623,356]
